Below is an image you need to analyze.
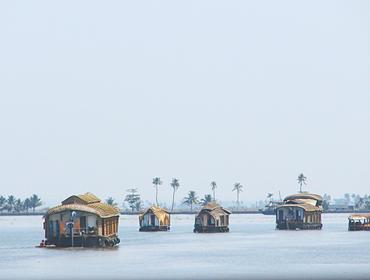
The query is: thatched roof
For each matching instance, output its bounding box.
[139,206,170,221]
[349,214,370,220]
[62,192,101,205]
[47,193,119,218]
[198,202,231,219]
[284,193,323,203]
[276,203,321,212]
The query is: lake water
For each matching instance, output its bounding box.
[0,214,369,280]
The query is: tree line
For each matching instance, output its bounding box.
[112,173,370,213]
[105,177,245,212]
[0,194,42,213]
[109,173,309,212]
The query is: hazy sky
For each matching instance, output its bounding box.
[0,1,369,207]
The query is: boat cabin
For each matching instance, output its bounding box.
[194,202,231,233]
[276,193,323,230]
[44,192,120,247]
[348,214,370,231]
[139,206,170,231]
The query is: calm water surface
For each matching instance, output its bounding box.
[0,214,369,279]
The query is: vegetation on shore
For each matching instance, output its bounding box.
[4,174,370,215]
[182,191,199,211]
[297,173,307,193]
[123,188,142,212]
[0,194,42,213]
[232,183,243,210]
[170,178,180,211]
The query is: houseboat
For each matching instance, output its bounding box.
[44,192,120,247]
[348,214,370,231]
[139,206,170,231]
[194,202,231,233]
[276,193,323,230]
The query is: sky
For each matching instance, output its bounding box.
[0,0,369,207]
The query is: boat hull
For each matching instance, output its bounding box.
[193,225,229,233]
[139,226,170,232]
[276,222,322,230]
[45,235,120,247]
[348,224,370,231]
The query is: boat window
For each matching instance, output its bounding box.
[207,215,215,225]
[150,215,156,226]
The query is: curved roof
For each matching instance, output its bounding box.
[46,203,120,218]
[78,192,101,204]
[284,193,323,202]
[348,213,370,220]
[139,206,170,221]
[197,202,231,218]
[276,203,321,212]
[62,192,101,205]
[47,193,119,218]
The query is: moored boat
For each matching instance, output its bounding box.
[44,192,120,247]
[276,193,323,230]
[348,214,370,231]
[139,206,170,231]
[194,202,231,233]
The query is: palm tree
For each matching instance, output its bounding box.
[210,181,217,201]
[266,193,273,204]
[297,173,307,193]
[267,192,273,200]
[170,178,180,211]
[23,198,31,212]
[152,177,162,206]
[232,183,243,210]
[29,194,42,212]
[14,199,23,213]
[0,196,6,212]
[105,197,117,207]
[201,194,212,206]
[6,195,16,213]
[182,191,199,212]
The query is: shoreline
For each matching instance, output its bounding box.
[1,209,369,216]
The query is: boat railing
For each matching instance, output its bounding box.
[65,227,98,236]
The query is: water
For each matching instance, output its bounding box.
[0,214,369,279]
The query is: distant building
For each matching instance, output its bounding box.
[329,198,354,211]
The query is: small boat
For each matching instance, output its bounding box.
[194,202,231,233]
[139,206,170,231]
[35,244,56,248]
[348,214,370,231]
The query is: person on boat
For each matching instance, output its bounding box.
[39,240,45,247]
